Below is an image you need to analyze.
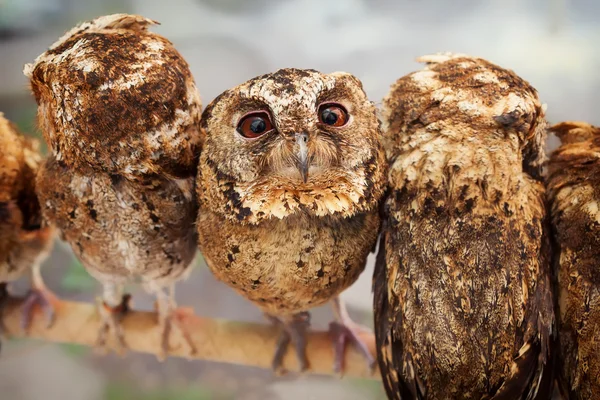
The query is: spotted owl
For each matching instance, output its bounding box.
[25,14,203,358]
[546,121,600,400]
[373,53,555,399]
[196,68,387,373]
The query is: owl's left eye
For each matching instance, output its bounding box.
[237,111,274,139]
[318,103,349,127]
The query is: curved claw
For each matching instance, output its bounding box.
[95,294,130,355]
[269,312,311,374]
[329,321,376,375]
[330,297,376,375]
[157,306,197,361]
[21,287,58,332]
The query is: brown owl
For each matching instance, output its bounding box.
[196,68,387,373]
[0,112,57,341]
[546,121,600,399]
[373,53,555,399]
[25,14,203,358]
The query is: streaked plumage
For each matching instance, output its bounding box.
[374,53,555,399]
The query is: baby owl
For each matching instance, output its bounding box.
[196,68,387,373]
[0,113,56,340]
[547,121,600,399]
[25,14,203,358]
[373,54,555,399]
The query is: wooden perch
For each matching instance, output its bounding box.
[2,296,380,380]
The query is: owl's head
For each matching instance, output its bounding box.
[382,53,547,178]
[198,68,386,224]
[24,14,202,178]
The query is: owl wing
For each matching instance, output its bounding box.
[374,195,555,400]
[491,226,556,400]
[374,224,424,400]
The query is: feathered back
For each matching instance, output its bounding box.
[25,14,203,179]
[374,53,554,400]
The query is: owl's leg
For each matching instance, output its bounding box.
[329,297,376,374]
[146,281,196,361]
[95,282,129,355]
[0,283,8,348]
[21,261,59,331]
[267,311,311,374]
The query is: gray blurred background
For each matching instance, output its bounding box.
[0,0,598,399]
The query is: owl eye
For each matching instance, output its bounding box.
[318,103,349,127]
[237,111,274,139]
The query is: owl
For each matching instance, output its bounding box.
[373,53,555,399]
[196,68,387,373]
[25,14,203,358]
[0,112,56,340]
[546,121,600,399]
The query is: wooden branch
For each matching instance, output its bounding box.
[2,296,380,380]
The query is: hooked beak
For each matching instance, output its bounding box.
[295,132,309,183]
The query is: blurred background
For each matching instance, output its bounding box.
[0,0,598,399]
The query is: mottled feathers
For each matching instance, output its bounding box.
[24,13,203,180]
[26,13,202,283]
[26,13,203,355]
[374,53,555,400]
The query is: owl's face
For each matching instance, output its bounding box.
[199,68,386,223]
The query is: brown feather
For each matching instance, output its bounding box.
[547,121,600,399]
[0,113,54,283]
[374,53,555,399]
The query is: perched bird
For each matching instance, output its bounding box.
[25,14,203,358]
[547,121,600,400]
[197,68,387,373]
[374,53,555,399]
[0,112,56,338]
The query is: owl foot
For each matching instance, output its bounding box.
[329,320,376,374]
[269,312,311,374]
[21,286,58,332]
[156,306,197,361]
[95,294,130,355]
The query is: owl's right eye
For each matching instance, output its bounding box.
[237,111,274,139]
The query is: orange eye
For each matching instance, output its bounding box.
[318,103,349,127]
[237,111,274,139]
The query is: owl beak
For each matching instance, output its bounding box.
[295,132,309,183]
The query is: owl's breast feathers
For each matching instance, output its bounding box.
[198,209,380,315]
[36,156,198,284]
